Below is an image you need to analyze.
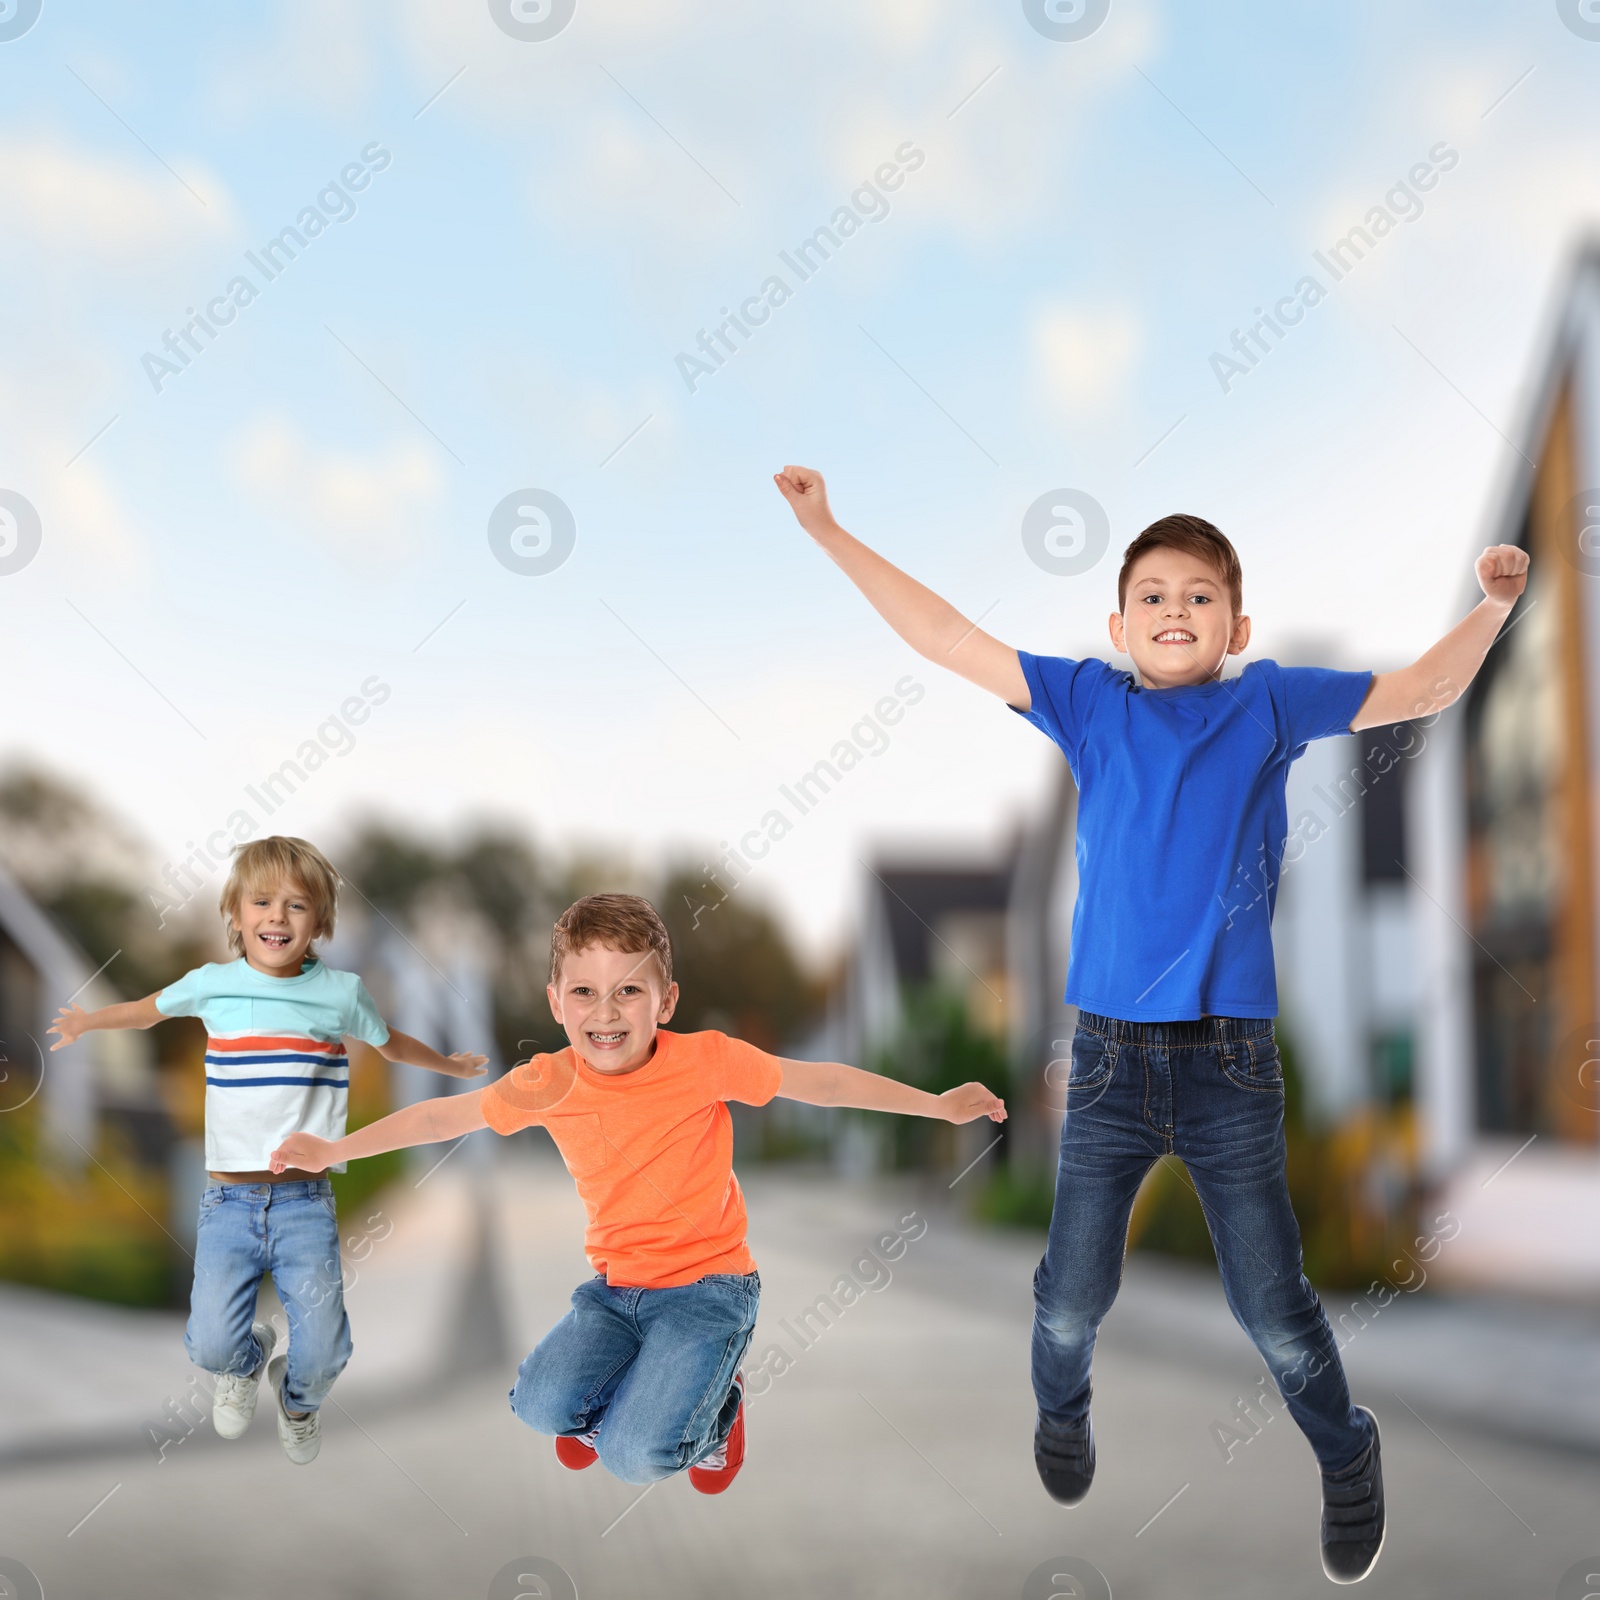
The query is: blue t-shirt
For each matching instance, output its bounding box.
[157,957,390,1169]
[1017,654,1372,1021]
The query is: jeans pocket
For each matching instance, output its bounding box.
[1222,1036,1285,1092]
[1067,1031,1116,1091]
[700,1271,759,1297]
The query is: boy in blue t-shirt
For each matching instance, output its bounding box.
[775,464,1528,1584]
[50,836,486,1465]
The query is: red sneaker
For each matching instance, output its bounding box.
[689,1374,745,1495]
[554,1431,599,1470]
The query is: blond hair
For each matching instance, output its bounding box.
[549,892,673,988]
[220,837,340,957]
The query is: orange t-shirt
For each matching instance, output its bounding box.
[480,1029,784,1289]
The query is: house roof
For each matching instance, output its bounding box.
[0,859,101,1001]
[868,863,1011,987]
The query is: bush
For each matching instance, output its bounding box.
[862,986,1010,1172]
[0,1104,172,1306]
[974,1162,1055,1230]
[0,1040,409,1307]
[1119,1035,1420,1286]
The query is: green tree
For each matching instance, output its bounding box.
[0,764,211,1030]
[657,867,823,1052]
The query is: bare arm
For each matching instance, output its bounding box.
[49,994,164,1049]
[1351,545,1529,730]
[377,1028,488,1079]
[774,465,1031,709]
[270,1088,491,1173]
[778,1059,1006,1124]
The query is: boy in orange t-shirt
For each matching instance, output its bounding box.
[272,892,1005,1492]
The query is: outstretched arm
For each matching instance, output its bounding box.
[269,1087,490,1173]
[778,1058,1006,1124]
[50,994,163,1049]
[377,1028,488,1079]
[1351,544,1529,730]
[774,465,1031,709]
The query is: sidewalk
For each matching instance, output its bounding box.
[1109,1254,1600,1458]
[7,1155,1600,1600]
[0,1161,482,1468]
[4,1155,1598,1467]
[735,1165,1600,1457]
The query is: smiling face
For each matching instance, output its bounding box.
[1109,548,1251,689]
[547,942,679,1076]
[231,876,320,977]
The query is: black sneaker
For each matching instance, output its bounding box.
[1320,1406,1384,1584]
[1034,1412,1095,1506]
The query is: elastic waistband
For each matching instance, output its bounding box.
[1075,1011,1275,1047]
[203,1178,334,1199]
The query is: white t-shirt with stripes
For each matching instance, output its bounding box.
[156,958,390,1170]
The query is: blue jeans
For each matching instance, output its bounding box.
[184,1180,352,1414]
[511,1271,759,1484]
[1033,1013,1373,1473]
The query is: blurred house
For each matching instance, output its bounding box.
[1275,241,1600,1294]
[0,860,159,1168]
[1408,240,1600,1293]
[815,769,1078,1175]
[821,243,1600,1298]
[320,894,501,1112]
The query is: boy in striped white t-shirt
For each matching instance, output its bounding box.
[50,836,485,1464]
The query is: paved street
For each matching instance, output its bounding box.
[3,1151,1597,1599]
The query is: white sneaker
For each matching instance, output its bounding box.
[266,1354,322,1465]
[211,1321,278,1439]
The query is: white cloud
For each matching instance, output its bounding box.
[231,416,445,565]
[859,0,945,53]
[0,136,230,259]
[1033,303,1142,422]
[43,452,148,581]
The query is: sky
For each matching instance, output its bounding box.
[2,0,1599,960]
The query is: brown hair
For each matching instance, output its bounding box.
[220,836,340,957]
[1117,514,1243,615]
[549,893,673,989]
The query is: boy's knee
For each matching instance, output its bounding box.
[1033,1303,1099,1347]
[509,1365,579,1437]
[509,1385,558,1435]
[596,1434,678,1485]
[1033,1273,1112,1342]
[1231,1275,1320,1343]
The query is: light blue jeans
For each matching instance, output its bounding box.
[184,1179,352,1414]
[511,1271,759,1484]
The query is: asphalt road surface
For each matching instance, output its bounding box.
[4,1156,1596,1600]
